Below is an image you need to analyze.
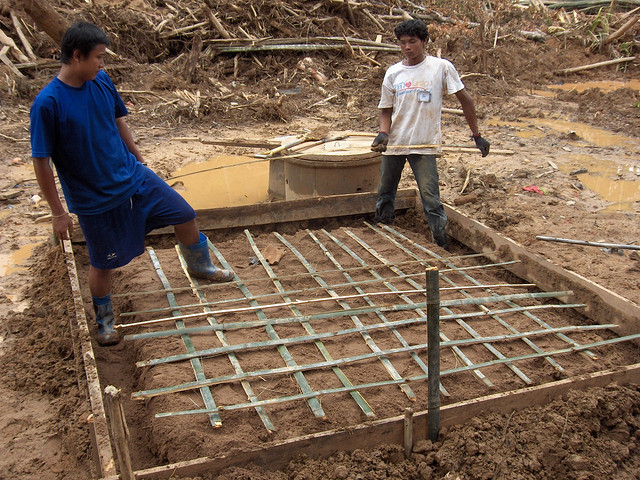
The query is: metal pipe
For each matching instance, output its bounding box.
[536,236,640,250]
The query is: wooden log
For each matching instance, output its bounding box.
[0,27,29,63]
[0,45,25,78]
[202,3,232,39]
[22,0,69,45]
[71,189,418,242]
[10,11,37,61]
[183,33,203,82]
[602,14,639,45]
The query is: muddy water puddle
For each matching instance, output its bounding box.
[489,117,640,149]
[559,154,640,212]
[532,79,640,97]
[0,238,47,276]
[167,155,268,210]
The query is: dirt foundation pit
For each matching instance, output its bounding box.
[68,214,640,476]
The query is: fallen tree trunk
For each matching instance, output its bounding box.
[22,0,69,45]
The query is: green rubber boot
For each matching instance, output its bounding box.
[179,232,234,283]
[93,295,120,346]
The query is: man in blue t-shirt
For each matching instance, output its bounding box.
[31,21,234,346]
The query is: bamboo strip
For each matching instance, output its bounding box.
[121,282,533,317]
[380,224,598,360]
[174,246,276,432]
[205,238,326,419]
[244,230,375,416]
[147,248,222,427]
[299,229,450,397]
[117,288,572,330]
[125,303,586,342]
[321,228,494,387]
[366,222,567,373]
[132,323,610,400]
[274,231,418,400]
[154,333,640,417]
[112,254,510,299]
[343,228,533,386]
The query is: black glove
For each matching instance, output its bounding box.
[371,132,389,152]
[473,133,490,157]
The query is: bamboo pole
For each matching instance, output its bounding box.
[426,268,441,442]
[602,14,639,45]
[536,236,640,250]
[112,253,508,298]
[554,56,636,74]
[103,386,135,480]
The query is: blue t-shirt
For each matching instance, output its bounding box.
[30,70,145,215]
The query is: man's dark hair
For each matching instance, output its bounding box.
[394,19,429,41]
[60,21,110,64]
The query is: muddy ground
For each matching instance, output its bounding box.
[0,0,639,479]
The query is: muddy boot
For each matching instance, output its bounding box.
[179,232,234,283]
[433,232,451,252]
[93,295,120,346]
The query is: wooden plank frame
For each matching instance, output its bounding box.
[71,188,418,242]
[99,364,640,480]
[60,190,640,479]
[444,203,640,340]
[62,240,116,478]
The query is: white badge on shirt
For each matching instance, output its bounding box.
[418,90,432,103]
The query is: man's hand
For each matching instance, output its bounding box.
[371,132,389,152]
[52,212,73,241]
[473,134,490,157]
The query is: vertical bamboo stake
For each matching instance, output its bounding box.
[104,386,135,480]
[403,407,414,457]
[426,267,440,442]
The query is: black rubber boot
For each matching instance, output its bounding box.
[93,296,120,346]
[433,232,451,252]
[179,232,234,282]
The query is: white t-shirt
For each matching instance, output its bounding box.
[378,56,464,155]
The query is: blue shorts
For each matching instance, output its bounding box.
[77,167,196,269]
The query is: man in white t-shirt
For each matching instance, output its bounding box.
[371,19,490,251]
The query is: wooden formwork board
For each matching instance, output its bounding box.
[61,192,640,479]
[95,363,640,480]
[444,204,640,340]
